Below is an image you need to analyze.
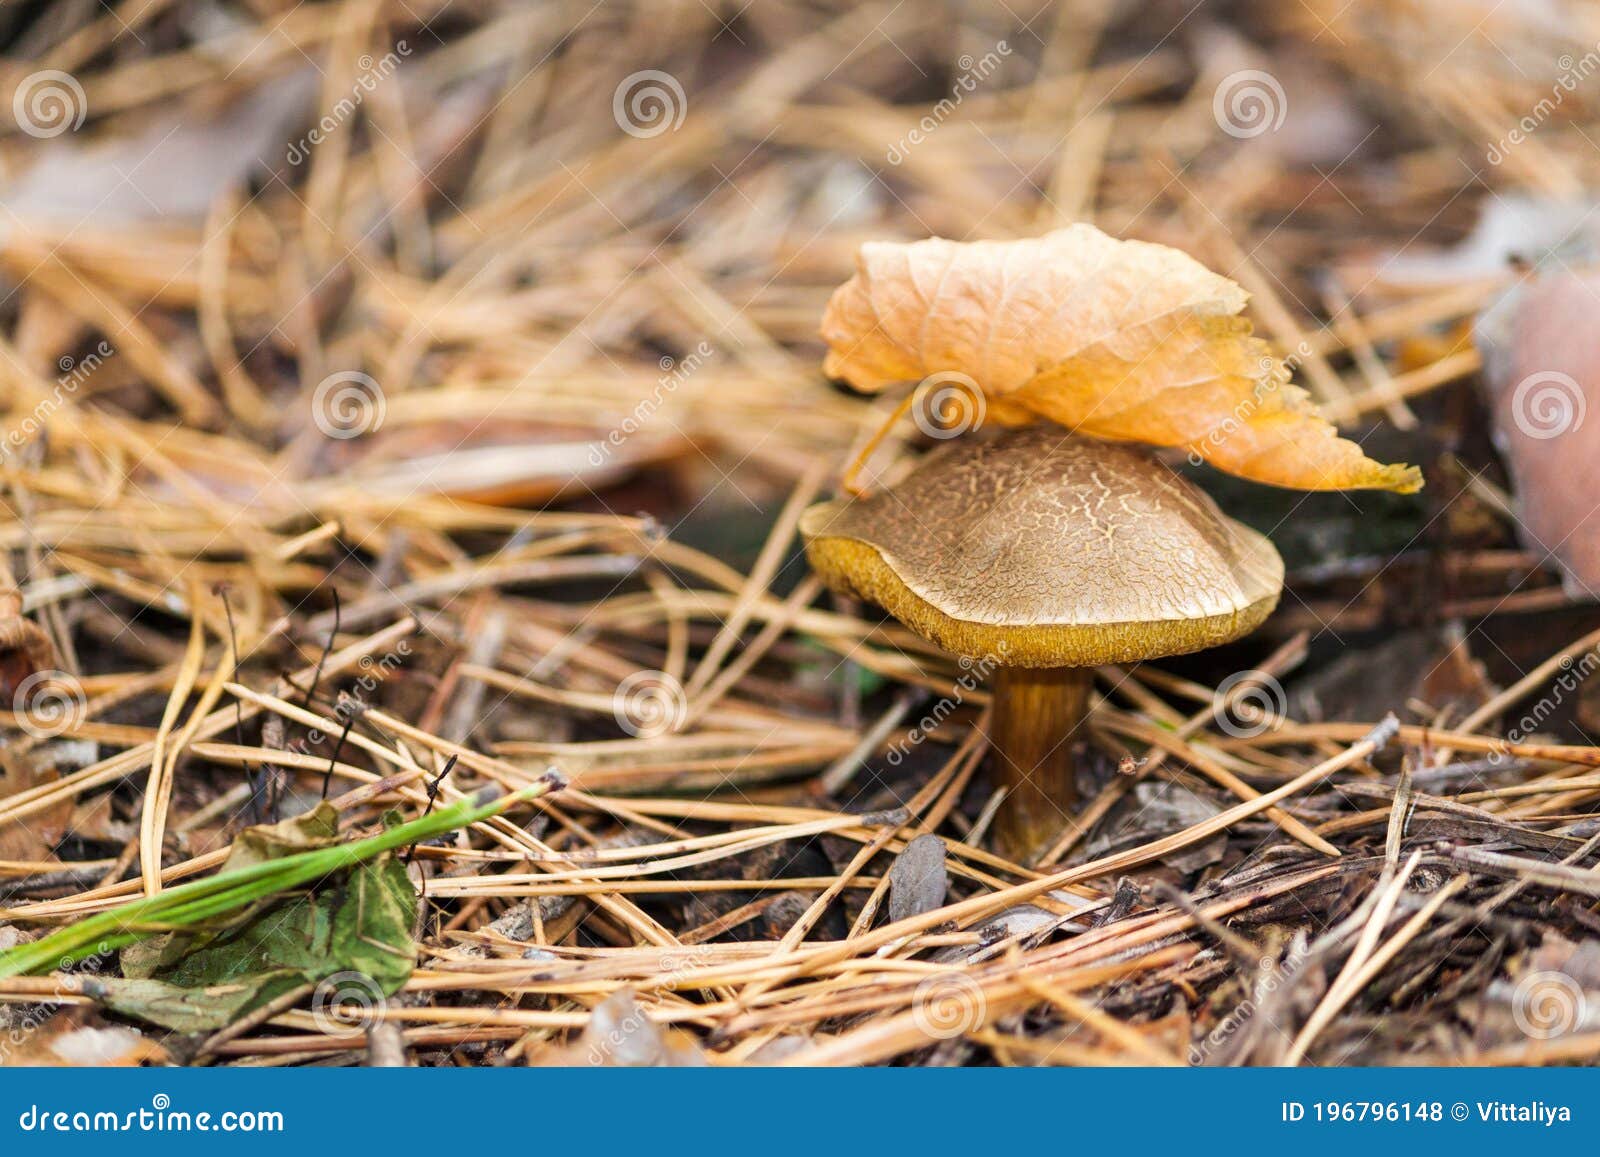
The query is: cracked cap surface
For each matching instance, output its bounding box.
[802,427,1284,667]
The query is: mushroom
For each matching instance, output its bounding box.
[801,426,1284,858]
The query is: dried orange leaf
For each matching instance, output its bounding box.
[822,226,1421,493]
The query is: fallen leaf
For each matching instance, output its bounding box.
[0,1010,166,1067]
[222,801,343,870]
[0,72,315,231]
[90,974,308,1035]
[100,804,417,1033]
[822,226,1421,492]
[1371,195,1599,286]
[533,990,706,1066]
[932,904,1061,963]
[1475,271,1600,593]
[0,753,71,864]
[887,833,948,923]
[316,417,692,505]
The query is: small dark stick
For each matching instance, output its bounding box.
[303,587,340,709]
[404,755,457,867]
[216,586,264,825]
[320,699,360,800]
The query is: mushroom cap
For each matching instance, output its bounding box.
[802,427,1284,667]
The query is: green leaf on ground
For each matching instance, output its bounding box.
[95,806,418,1033]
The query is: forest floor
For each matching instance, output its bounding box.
[2,0,1599,1066]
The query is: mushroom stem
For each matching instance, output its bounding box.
[985,665,1091,860]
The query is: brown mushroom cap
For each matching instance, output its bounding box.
[802,427,1284,667]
